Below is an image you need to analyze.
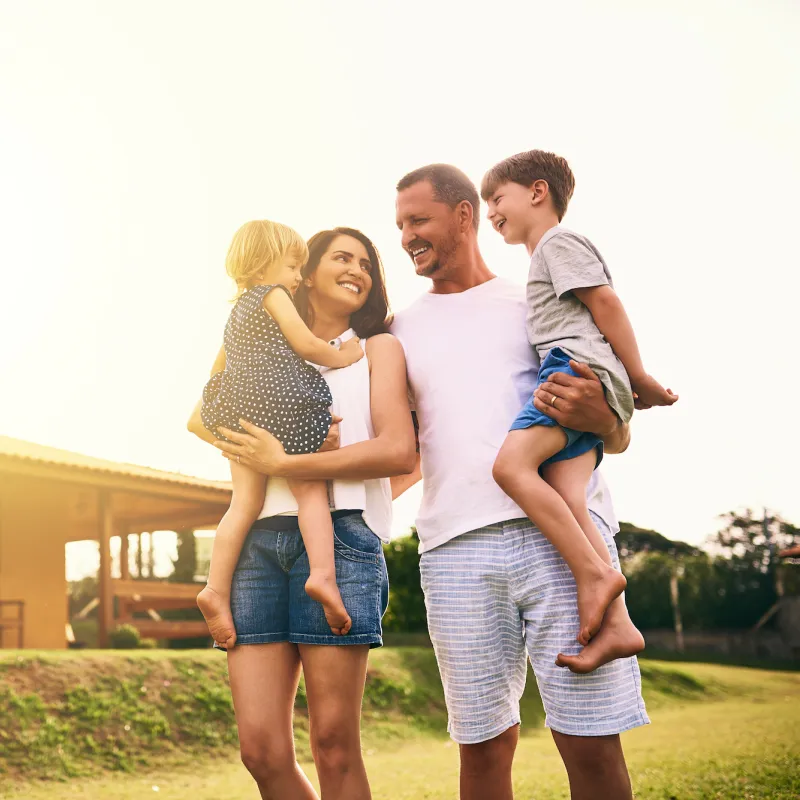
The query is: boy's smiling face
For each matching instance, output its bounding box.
[486,181,535,245]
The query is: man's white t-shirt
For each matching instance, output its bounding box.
[391,276,619,553]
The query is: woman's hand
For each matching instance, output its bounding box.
[215,415,344,474]
[318,415,343,451]
[215,420,290,475]
[532,360,630,453]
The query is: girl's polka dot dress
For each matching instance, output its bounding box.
[201,284,333,454]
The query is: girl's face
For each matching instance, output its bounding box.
[306,235,373,314]
[259,253,304,296]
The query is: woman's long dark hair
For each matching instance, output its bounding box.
[294,227,391,339]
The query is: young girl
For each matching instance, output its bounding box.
[196,220,363,649]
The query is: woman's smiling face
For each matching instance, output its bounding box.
[306,234,374,314]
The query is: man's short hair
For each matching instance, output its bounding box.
[481,150,576,221]
[397,164,480,231]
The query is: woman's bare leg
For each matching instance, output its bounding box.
[493,427,625,644]
[228,643,319,800]
[288,479,351,636]
[300,644,371,800]
[197,461,266,648]
[544,455,644,673]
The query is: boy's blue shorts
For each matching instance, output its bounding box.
[509,347,604,469]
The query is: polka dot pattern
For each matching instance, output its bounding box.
[201,284,333,454]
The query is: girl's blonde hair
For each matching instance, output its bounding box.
[225,220,308,297]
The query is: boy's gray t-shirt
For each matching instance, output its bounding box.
[527,226,634,423]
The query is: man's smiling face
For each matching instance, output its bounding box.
[396,181,461,279]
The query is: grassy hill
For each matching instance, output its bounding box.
[1,648,798,798]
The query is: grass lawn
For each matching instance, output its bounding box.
[1,653,798,799]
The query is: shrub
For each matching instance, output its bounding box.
[109,624,142,649]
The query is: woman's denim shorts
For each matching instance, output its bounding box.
[228,510,389,648]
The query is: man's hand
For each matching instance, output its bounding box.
[533,360,618,438]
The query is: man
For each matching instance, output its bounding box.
[390,164,649,800]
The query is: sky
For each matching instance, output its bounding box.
[1,1,799,580]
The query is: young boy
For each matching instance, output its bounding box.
[483,150,677,673]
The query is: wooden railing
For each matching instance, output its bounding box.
[112,580,208,641]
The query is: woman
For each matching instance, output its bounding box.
[189,227,415,800]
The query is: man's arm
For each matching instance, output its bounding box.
[532,361,630,454]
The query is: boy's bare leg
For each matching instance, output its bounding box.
[551,731,633,800]
[197,461,267,649]
[493,428,625,644]
[543,456,644,672]
[288,479,351,636]
[459,724,518,800]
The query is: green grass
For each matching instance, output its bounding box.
[1,649,798,798]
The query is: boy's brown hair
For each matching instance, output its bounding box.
[481,150,576,221]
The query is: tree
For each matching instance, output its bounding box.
[382,529,427,632]
[616,522,698,561]
[170,529,197,583]
[705,509,798,628]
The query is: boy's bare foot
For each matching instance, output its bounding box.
[576,567,627,645]
[556,604,644,674]
[196,585,237,650]
[305,571,352,635]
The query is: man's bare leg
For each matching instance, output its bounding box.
[551,731,633,800]
[459,724,518,800]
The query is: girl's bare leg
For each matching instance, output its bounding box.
[300,644,372,800]
[288,479,351,636]
[197,461,266,649]
[493,427,625,645]
[228,643,319,800]
[544,457,644,673]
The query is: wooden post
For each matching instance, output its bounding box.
[145,532,154,578]
[136,532,144,578]
[97,491,115,648]
[120,533,130,580]
[670,569,684,654]
[118,532,130,621]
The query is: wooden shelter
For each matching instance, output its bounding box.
[0,436,231,648]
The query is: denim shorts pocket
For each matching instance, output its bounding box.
[333,515,381,564]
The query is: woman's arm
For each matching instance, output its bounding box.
[215,334,416,479]
[187,346,226,444]
[391,453,421,499]
[264,289,363,368]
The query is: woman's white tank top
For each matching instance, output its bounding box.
[258,329,392,543]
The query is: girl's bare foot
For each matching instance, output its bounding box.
[556,603,644,674]
[576,567,627,645]
[196,585,237,650]
[305,571,352,635]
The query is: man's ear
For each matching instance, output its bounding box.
[459,200,476,232]
[531,179,550,207]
